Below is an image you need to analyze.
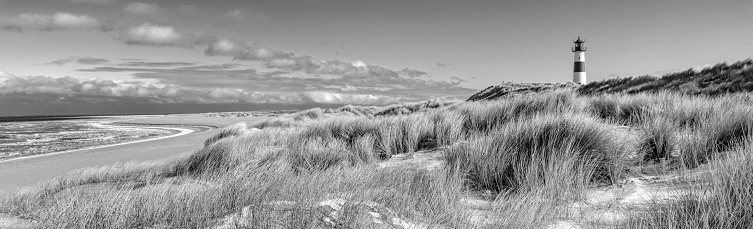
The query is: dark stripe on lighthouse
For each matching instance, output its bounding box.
[574,62,585,72]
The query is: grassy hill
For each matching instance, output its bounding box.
[579,59,753,95]
[467,82,578,101]
[472,59,753,101]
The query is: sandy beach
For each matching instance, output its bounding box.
[0,114,265,191]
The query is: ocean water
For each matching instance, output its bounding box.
[0,117,177,160]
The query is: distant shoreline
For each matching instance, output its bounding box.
[0,113,263,163]
[0,115,101,123]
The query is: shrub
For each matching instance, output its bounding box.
[677,131,713,168]
[639,117,676,163]
[705,107,753,152]
[445,113,621,193]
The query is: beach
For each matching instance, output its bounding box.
[0,114,266,191]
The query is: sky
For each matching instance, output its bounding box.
[1,0,752,116]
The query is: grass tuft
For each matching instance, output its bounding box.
[445,113,621,193]
[639,117,676,163]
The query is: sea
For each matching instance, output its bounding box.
[0,116,177,160]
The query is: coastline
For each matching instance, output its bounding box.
[0,125,197,164]
[0,114,263,190]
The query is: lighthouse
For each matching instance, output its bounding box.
[572,37,587,84]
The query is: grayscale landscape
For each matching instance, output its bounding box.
[1,0,752,228]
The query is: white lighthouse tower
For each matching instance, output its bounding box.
[572,37,587,84]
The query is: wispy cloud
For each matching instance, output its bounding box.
[124,23,199,47]
[0,73,409,106]
[45,57,194,68]
[78,64,471,98]
[70,0,116,5]
[78,57,110,65]
[124,2,162,15]
[119,61,195,68]
[0,7,474,110]
[203,38,292,60]
[60,66,471,110]
[44,57,110,66]
[1,12,107,32]
[115,22,469,93]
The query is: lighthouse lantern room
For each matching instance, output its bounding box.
[572,37,587,84]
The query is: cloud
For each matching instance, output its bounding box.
[1,12,104,32]
[125,2,162,15]
[45,57,196,68]
[264,56,364,74]
[261,57,455,88]
[339,85,358,92]
[44,57,110,66]
[203,38,292,60]
[351,60,367,68]
[125,23,194,47]
[436,62,448,68]
[120,61,195,68]
[71,0,115,5]
[0,74,246,103]
[78,57,110,65]
[0,71,14,84]
[399,68,428,78]
[122,24,291,57]
[302,91,401,104]
[116,24,468,93]
[118,24,308,62]
[113,24,472,101]
[78,63,475,102]
[54,13,100,28]
[45,58,75,66]
[0,75,81,95]
[0,74,410,106]
[450,76,466,84]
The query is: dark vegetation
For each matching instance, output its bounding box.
[467,82,578,101]
[471,59,753,102]
[579,59,753,95]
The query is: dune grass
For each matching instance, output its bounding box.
[623,137,753,229]
[445,113,623,193]
[638,116,677,163]
[578,59,753,95]
[3,90,753,228]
